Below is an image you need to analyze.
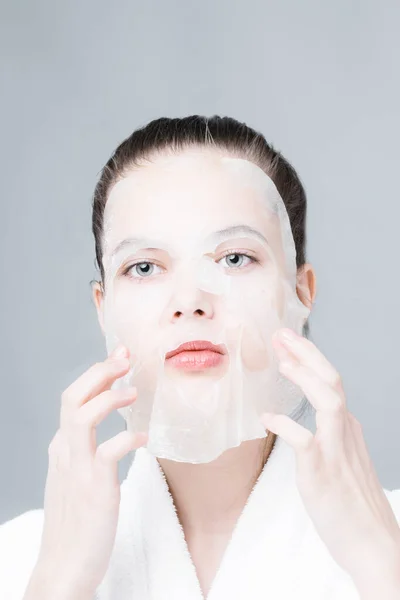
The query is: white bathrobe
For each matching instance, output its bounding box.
[1,435,399,600]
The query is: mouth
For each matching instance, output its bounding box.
[164,340,227,371]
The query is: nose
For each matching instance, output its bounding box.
[163,285,215,324]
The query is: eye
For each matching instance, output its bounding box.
[217,253,256,269]
[123,262,163,279]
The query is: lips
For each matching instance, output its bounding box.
[165,340,226,360]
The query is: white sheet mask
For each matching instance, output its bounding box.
[101,154,311,463]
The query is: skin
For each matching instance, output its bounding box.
[26,148,398,600]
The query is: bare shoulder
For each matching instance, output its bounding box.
[0,509,45,600]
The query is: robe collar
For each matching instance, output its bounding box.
[96,433,358,599]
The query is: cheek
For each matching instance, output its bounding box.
[109,282,166,351]
[273,278,285,320]
[227,272,284,372]
[240,329,271,371]
[110,285,167,392]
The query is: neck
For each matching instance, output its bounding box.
[157,432,277,536]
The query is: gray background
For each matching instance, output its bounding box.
[1,0,399,524]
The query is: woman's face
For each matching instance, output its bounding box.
[93,148,313,376]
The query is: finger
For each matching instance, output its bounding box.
[94,430,148,487]
[260,412,313,454]
[68,387,138,465]
[273,329,343,392]
[279,359,348,453]
[279,358,346,414]
[78,387,137,428]
[60,355,131,428]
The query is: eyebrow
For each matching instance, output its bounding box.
[210,225,269,246]
[109,225,269,259]
[110,237,172,259]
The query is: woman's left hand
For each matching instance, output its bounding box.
[261,328,400,597]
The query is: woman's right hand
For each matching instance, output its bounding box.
[25,344,147,600]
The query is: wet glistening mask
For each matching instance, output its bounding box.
[100,155,310,463]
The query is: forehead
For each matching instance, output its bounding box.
[103,150,280,249]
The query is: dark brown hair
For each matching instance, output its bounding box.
[91,115,313,424]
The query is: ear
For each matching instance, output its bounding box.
[91,280,105,335]
[296,263,317,311]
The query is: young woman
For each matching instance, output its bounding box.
[1,116,400,600]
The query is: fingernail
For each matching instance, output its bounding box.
[111,344,127,359]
